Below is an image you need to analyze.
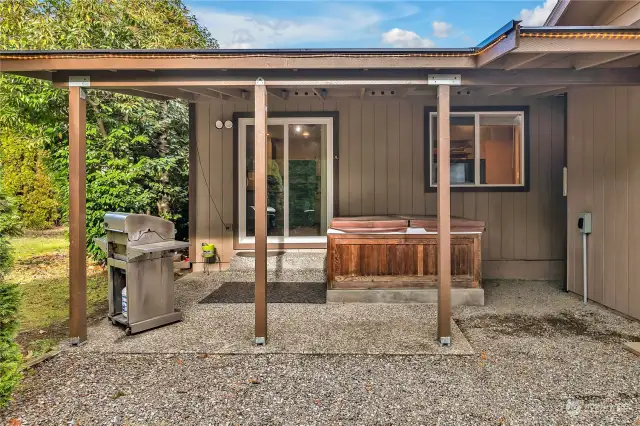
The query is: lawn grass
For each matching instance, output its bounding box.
[6,228,107,358]
[9,229,68,261]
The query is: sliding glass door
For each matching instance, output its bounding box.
[238,117,333,244]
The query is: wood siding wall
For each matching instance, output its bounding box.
[193,95,566,277]
[567,87,640,320]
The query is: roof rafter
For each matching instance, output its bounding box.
[573,52,638,70]
[179,87,227,101]
[267,89,289,100]
[312,88,328,99]
[208,87,252,101]
[107,88,173,101]
[516,86,567,97]
[134,87,194,101]
[503,53,547,70]
[485,86,518,96]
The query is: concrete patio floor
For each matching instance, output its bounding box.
[3,278,640,425]
[79,272,473,355]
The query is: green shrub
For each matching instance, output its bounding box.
[0,283,21,407]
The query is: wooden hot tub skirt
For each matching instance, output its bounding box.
[327,216,484,290]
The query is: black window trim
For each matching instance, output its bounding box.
[423,105,530,193]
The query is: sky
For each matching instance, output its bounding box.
[184,0,558,49]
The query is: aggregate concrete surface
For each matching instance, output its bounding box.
[3,277,640,425]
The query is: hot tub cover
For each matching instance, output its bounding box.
[329,215,485,233]
[329,216,408,232]
[401,215,485,233]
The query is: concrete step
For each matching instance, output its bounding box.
[225,252,326,283]
[228,252,326,271]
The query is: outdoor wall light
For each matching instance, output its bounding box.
[224,120,233,129]
[215,120,223,129]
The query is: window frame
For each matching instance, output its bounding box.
[424,106,530,192]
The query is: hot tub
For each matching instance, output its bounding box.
[327,215,484,290]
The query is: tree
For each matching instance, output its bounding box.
[0,188,21,407]
[0,0,217,255]
[0,188,21,278]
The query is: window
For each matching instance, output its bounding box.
[426,107,528,191]
[238,116,334,244]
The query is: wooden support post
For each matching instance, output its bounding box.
[188,103,197,261]
[68,86,87,344]
[437,84,452,345]
[254,79,268,345]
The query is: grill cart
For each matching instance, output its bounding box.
[95,213,190,335]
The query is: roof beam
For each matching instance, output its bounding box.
[503,53,547,70]
[516,86,567,97]
[477,30,518,68]
[46,68,640,88]
[458,68,640,86]
[573,52,638,70]
[0,55,476,72]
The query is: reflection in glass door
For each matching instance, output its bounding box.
[238,117,333,244]
[244,125,285,237]
[288,123,327,237]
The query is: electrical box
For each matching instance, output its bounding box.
[578,212,592,234]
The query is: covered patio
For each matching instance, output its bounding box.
[3,21,640,347]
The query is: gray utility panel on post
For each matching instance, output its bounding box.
[95,213,189,335]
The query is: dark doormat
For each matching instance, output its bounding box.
[200,282,327,304]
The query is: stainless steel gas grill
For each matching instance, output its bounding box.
[95,213,190,335]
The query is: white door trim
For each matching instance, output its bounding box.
[238,116,334,244]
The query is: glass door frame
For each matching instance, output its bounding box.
[237,116,334,245]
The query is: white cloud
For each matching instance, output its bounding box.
[432,21,453,38]
[193,4,419,49]
[518,0,558,26]
[381,28,436,48]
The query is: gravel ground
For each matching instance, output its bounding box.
[75,272,473,356]
[3,279,640,425]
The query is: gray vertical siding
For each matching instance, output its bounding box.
[194,95,566,278]
[567,87,640,320]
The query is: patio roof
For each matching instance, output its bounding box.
[2,23,640,72]
[2,22,639,104]
[3,19,640,347]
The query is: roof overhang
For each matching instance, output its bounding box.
[2,22,639,99]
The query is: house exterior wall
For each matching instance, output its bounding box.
[192,95,566,278]
[567,87,640,320]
